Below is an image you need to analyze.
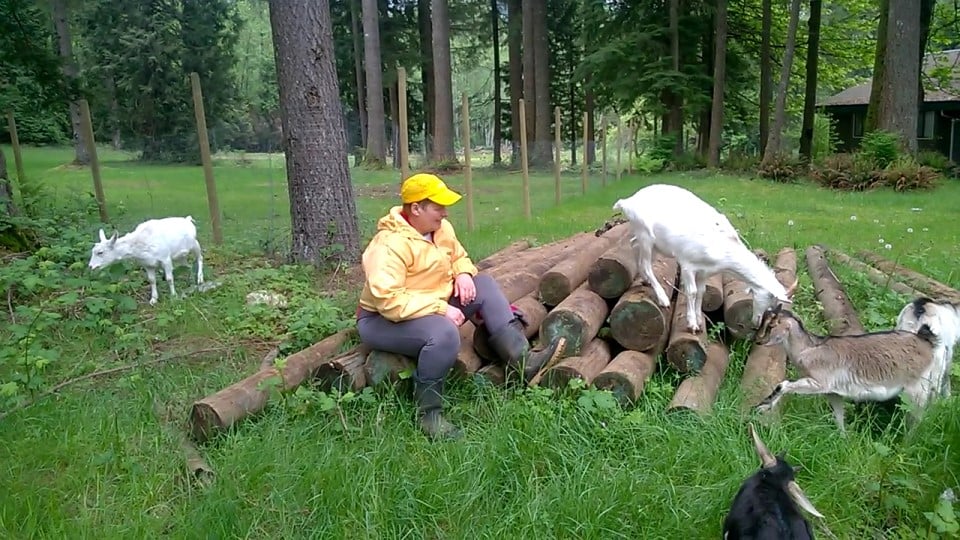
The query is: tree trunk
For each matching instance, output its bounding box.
[668,0,683,156]
[542,338,612,389]
[586,85,596,163]
[568,72,577,166]
[507,0,523,165]
[667,342,729,414]
[865,0,889,134]
[350,0,368,150]
[431,0,457,162]
[0,149,15,217]
[491,0,502,165]
[877,0,920,153]
[587,238,639,299]
[759,0,772,155]
[268,0,361,265]
[531,0,552,166]
[665,292,707,373]
[798,0,822,162]
[760,0,801,166]
[919,0,934,111]
[608,255,678,353]
[361,0,386,164]
[418,0,435,157]
[521,0,536,159]
[538,224,628,306]
[388,77,399,168]
[707,0,727,167]
[51,0,89,165]
[594,350,657,407]
[539,285,610,358]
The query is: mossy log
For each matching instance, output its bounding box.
[315,346,369,392]
[587,237,639,299]
[665,292,707,373]
[855,249,959,301]
[739,247,797,410]
[608,255,679,352]
[189,328,355,443]
[593,349,657,407]
[541,338,612,389]
[722,273,756,340]
[473,292,549,363]
[539,283,610,358]
[806,245,865,335]
[539,224,630,306]
[825,247,922,298]
[363,349,416,390]
[702,274,724,313]
[475,240,533,271]
[667,342,731,414]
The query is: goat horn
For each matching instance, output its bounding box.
[749,423,776,469]
[785,278,799,298]
[787,481,824,519]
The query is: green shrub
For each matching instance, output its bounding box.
[648,134,677,164]
[879,156,942,192]
[915,150,954,176]
[633,154,665,173]
[812,112,837,160]
[757,153,806,183]
[860,130,901,168]
[722,151,759,173]
[809,153,881,191]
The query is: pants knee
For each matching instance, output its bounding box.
[417,320,461,379]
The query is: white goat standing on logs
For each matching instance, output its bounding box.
[896,297,960,400]
[88,216,204,305]
[613,184,794,332]
[754,305,939,432]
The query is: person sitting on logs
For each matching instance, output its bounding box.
[356,173,564,440]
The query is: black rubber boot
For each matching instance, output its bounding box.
[412,376,463,440]
[473,316,526,363]
[486,323,564,384]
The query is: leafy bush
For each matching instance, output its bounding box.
[812,113,837,160]
[915,150,955,177]
[860,130,901,168]
[758,153,806,182]
[668,151,705,172]
[633,154,665,173]
[722,151,759,173]
[878,156,941,192]
[648,134,677,164]
[809,153,881,191]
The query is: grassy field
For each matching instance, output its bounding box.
[1,145,958,539]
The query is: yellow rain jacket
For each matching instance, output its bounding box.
[359,206,478,321]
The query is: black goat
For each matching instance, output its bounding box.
[722,424,823,540]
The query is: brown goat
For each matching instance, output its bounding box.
[754,305,938,432]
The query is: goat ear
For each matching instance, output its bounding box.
[109,231,118,245]
[98,229,107,242]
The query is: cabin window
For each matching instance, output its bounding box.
[917,110,935,140]
[852,113,864,138]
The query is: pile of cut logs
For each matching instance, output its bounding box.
[188,223,801,442]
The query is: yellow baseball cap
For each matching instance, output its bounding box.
[400,173,462,206]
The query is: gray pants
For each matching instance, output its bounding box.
[357,274,512,380]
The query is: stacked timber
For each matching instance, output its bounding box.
[190,220,806,443]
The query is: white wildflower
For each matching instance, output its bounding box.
[911,207,922,212]
[907,227,914,233]
[850,215,857,221]
[879,238,885,244]
[787,220,795,226]
[923,227,929,232]
[885,244,892,250]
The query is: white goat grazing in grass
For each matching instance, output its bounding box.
[613,184,794,333]
[88,216,204,305]
[754,305,939,432]
[896,297,960,400]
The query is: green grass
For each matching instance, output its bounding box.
[1,145,959,539]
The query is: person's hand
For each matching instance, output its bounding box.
[453,273,476,304]
[445,304,466,326]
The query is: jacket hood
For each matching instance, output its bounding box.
[376,206,421,238]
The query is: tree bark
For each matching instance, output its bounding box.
[350,0,368,150]
[593,350,657,407]
[269,0,361,265]
[521,0,536,160]
[878,0,921,153]
[806,245,865,335]
[418,0,435,157]
[538,224,629,306]
[759,0,772,155]
[51,0,89,165]
[799,0,822,162]
[919,0,934,111]
[491,0,502,165]
[361,0,387,164]
[531,0,552,166]
[608,255,678,353]
[431,0,457,162]
[667,342,729,414]
[587,238,640,299]
[542,338,612,389]
[0,149,16,218]
[722,272,756,340]
[585,86,596,163]
[666,292,707,373]
[707,0,727,167]
[866,0,889,134]
[539,284,609,358]
[507,0,523,164]
[760,0,801,165]
[668,0,683,156]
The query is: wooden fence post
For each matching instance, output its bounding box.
[518,99,531,219]
[5,112,26,186]
[190,72,224,246]
[616,115,623,182]
[398,67,410,182]
[460,92,475,231]
[78,99,109,224]
[554,106,561,205]
[601,114,608,187]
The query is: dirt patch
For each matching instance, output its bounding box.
[355,184,397,199]
[319,262,366,299]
